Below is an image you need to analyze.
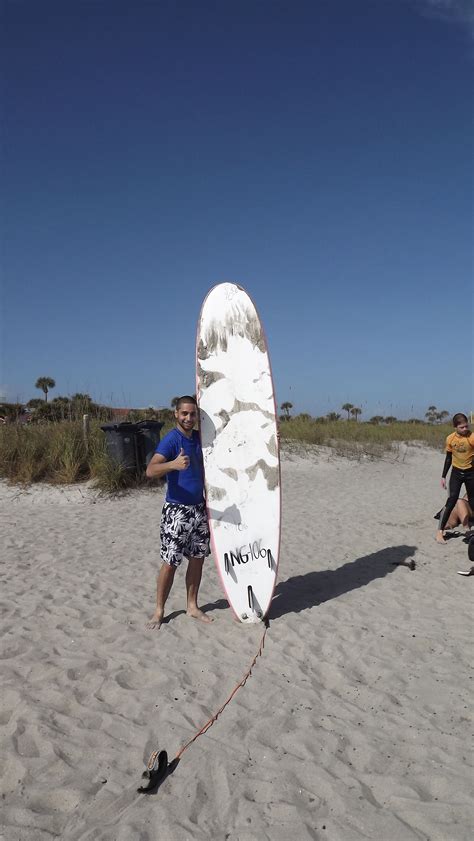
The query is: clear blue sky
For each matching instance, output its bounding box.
[2,0,472,419]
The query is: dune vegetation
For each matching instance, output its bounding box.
[0,412,450,493]
[0,383,454,490]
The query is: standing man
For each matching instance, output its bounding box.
[146,396,212,629]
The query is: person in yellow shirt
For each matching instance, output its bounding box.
[436,413,474,544]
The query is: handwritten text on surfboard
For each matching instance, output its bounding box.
[224,541,274,571]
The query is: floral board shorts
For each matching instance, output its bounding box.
[160,502,211,568]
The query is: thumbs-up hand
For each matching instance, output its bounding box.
[175,447,190,471]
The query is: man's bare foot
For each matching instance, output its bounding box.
[187,607,213,623]
[435,531,447,544]
[146,609,164,630]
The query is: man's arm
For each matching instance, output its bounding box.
[146,449,189,479]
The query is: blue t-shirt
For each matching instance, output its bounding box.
[155,428,205,505]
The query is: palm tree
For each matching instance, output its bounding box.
[71,392,92,403]
[280,401,293,420]
[342,403,354,420]
[326,412,341,422]
[350,407,362,422]
[35,376,56,402]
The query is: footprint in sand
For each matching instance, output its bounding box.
[115,670,138,690]
[83,617,103,629]
[12,721,40,758]
[86,658,107,671]
[0,708,14,726]
[0,643,27,660]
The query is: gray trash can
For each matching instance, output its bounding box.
[136,421,164,470]
[100,423,140,472]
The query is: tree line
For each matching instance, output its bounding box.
[0,376,453,428]
[279,402,451,424]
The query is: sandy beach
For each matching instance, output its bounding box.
[0,443,472,841]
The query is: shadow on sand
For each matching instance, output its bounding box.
[162,546,418,624]
[268,544,418,620]
[162,598,229,624]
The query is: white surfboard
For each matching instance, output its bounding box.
[196,282,281,623]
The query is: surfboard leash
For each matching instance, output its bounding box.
[174,619,269,761]
[138,620,269,793]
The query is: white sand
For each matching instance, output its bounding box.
[0,444,472,841]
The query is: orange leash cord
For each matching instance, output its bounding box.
[173,623,268,762]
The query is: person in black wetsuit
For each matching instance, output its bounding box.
[436,413,474,544]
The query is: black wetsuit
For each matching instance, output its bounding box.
[439,439,474,531]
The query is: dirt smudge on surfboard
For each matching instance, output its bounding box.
[199,309,266,356]
[196,363,225,389]
[207,485,227,502]
[266,435,278,458]
[221,467,238,481]
[245,460,280,491]
[217,409,231,431]
[230,399,274,421]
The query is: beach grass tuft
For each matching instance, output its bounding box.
[279,418,449,450]
[0,416,448,491]
[0,421,135,491]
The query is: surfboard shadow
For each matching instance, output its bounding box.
[207,503,243,526]
[198,407,217,444]
[268,545,417,620]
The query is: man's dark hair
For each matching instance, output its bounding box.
[176,395,197,409]
[453,413,468,427]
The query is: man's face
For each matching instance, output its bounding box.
[175,403,197,434]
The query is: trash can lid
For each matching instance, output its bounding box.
[100,422,139,432]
